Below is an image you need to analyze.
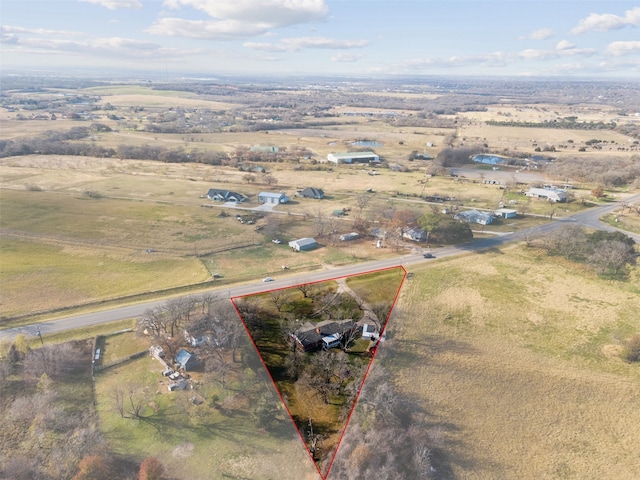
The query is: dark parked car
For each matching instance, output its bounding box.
[423,253,435,259]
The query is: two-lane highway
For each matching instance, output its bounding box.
[2,193,638,341]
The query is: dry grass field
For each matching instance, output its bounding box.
[390,244,640,479]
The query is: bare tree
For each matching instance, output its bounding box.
[355,194,372,216]
[589,240,635,275]
[263,174,278,186]
[270,290,290,313]
[312,207,328,237]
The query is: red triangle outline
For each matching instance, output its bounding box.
[231,265,407,479]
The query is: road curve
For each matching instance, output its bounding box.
[2,193,639,342]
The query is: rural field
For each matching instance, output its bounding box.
[389,244,640,479]
[1,78,639,479]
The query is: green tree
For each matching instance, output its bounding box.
[417,213,442,246]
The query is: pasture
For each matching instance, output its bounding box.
[391,244,640,479]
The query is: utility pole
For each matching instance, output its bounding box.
[36,325,44,347]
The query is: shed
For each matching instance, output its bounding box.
[494,208,518,219]
[327,152,380,164]
[339,232,360,241]
[175,349,199,371]
[289,237,318,252]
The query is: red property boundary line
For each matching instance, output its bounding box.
[230,265,408,480]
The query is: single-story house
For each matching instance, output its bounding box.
[402,227,427,242]
[183,329,209,348]
[258,191,290,204]
[454,209,494,225]
[525,187,567,203]
[175,349,199,371]
[339,232,360,241]
[494,208,518,219]
[298,187,325,199]
[289,319,356,352]
[471,154,509,165]
[289,237,318,252]
[327,151,380,164]
[207,188,247,203]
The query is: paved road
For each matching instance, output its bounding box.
[2,193,639,342]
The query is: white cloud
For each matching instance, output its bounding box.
[243,42,289,52]
[151,0,329,39]
[331,52,363,63]
[146,18,268,40]
[528,28,554,40]
[571,7,640,34]
[0,26,198,60]
[78,0,142,9]
[556,40,575,51]
[244,36,368,52]
[605,41,640,57]
[1,25,81,37]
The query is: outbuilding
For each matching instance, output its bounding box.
[327,151,380,164]
[258,191,290,204]
[175,349,199,371]
[289,237,318,252]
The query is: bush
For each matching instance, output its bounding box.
[624,335,640,363]
[139,457,165,480]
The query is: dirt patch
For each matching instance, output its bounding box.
[172,441,194,459]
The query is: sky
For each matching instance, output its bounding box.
[1,0,639,79]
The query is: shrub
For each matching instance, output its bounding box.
[624,335,640,363]
[139,457,165,480]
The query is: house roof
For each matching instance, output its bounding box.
[289,237,317,247]
[207,188,246,201]
[259,191,286,198]
[301,187,325,197]
[329,151,379,160]
[175,349,198,369]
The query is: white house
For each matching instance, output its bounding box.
[258,191,290,204]
[402,227,427,242]
[327,151,380,164]
[454,209,494,225]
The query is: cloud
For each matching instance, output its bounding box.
[331,52,364,63]
[1,25,81,37]
[526,28,554,40]
[146,18,268,40]
[150,0,329,39]
[518,41,596,60]
[0,25,198,60]
[571,6,640,34]
[605,41,640,57]
[556,40,575,51]
[244,36,368,52]
[78,0,143,9]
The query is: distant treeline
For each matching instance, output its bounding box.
[485,119,616,130]
[0,126,312,165]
